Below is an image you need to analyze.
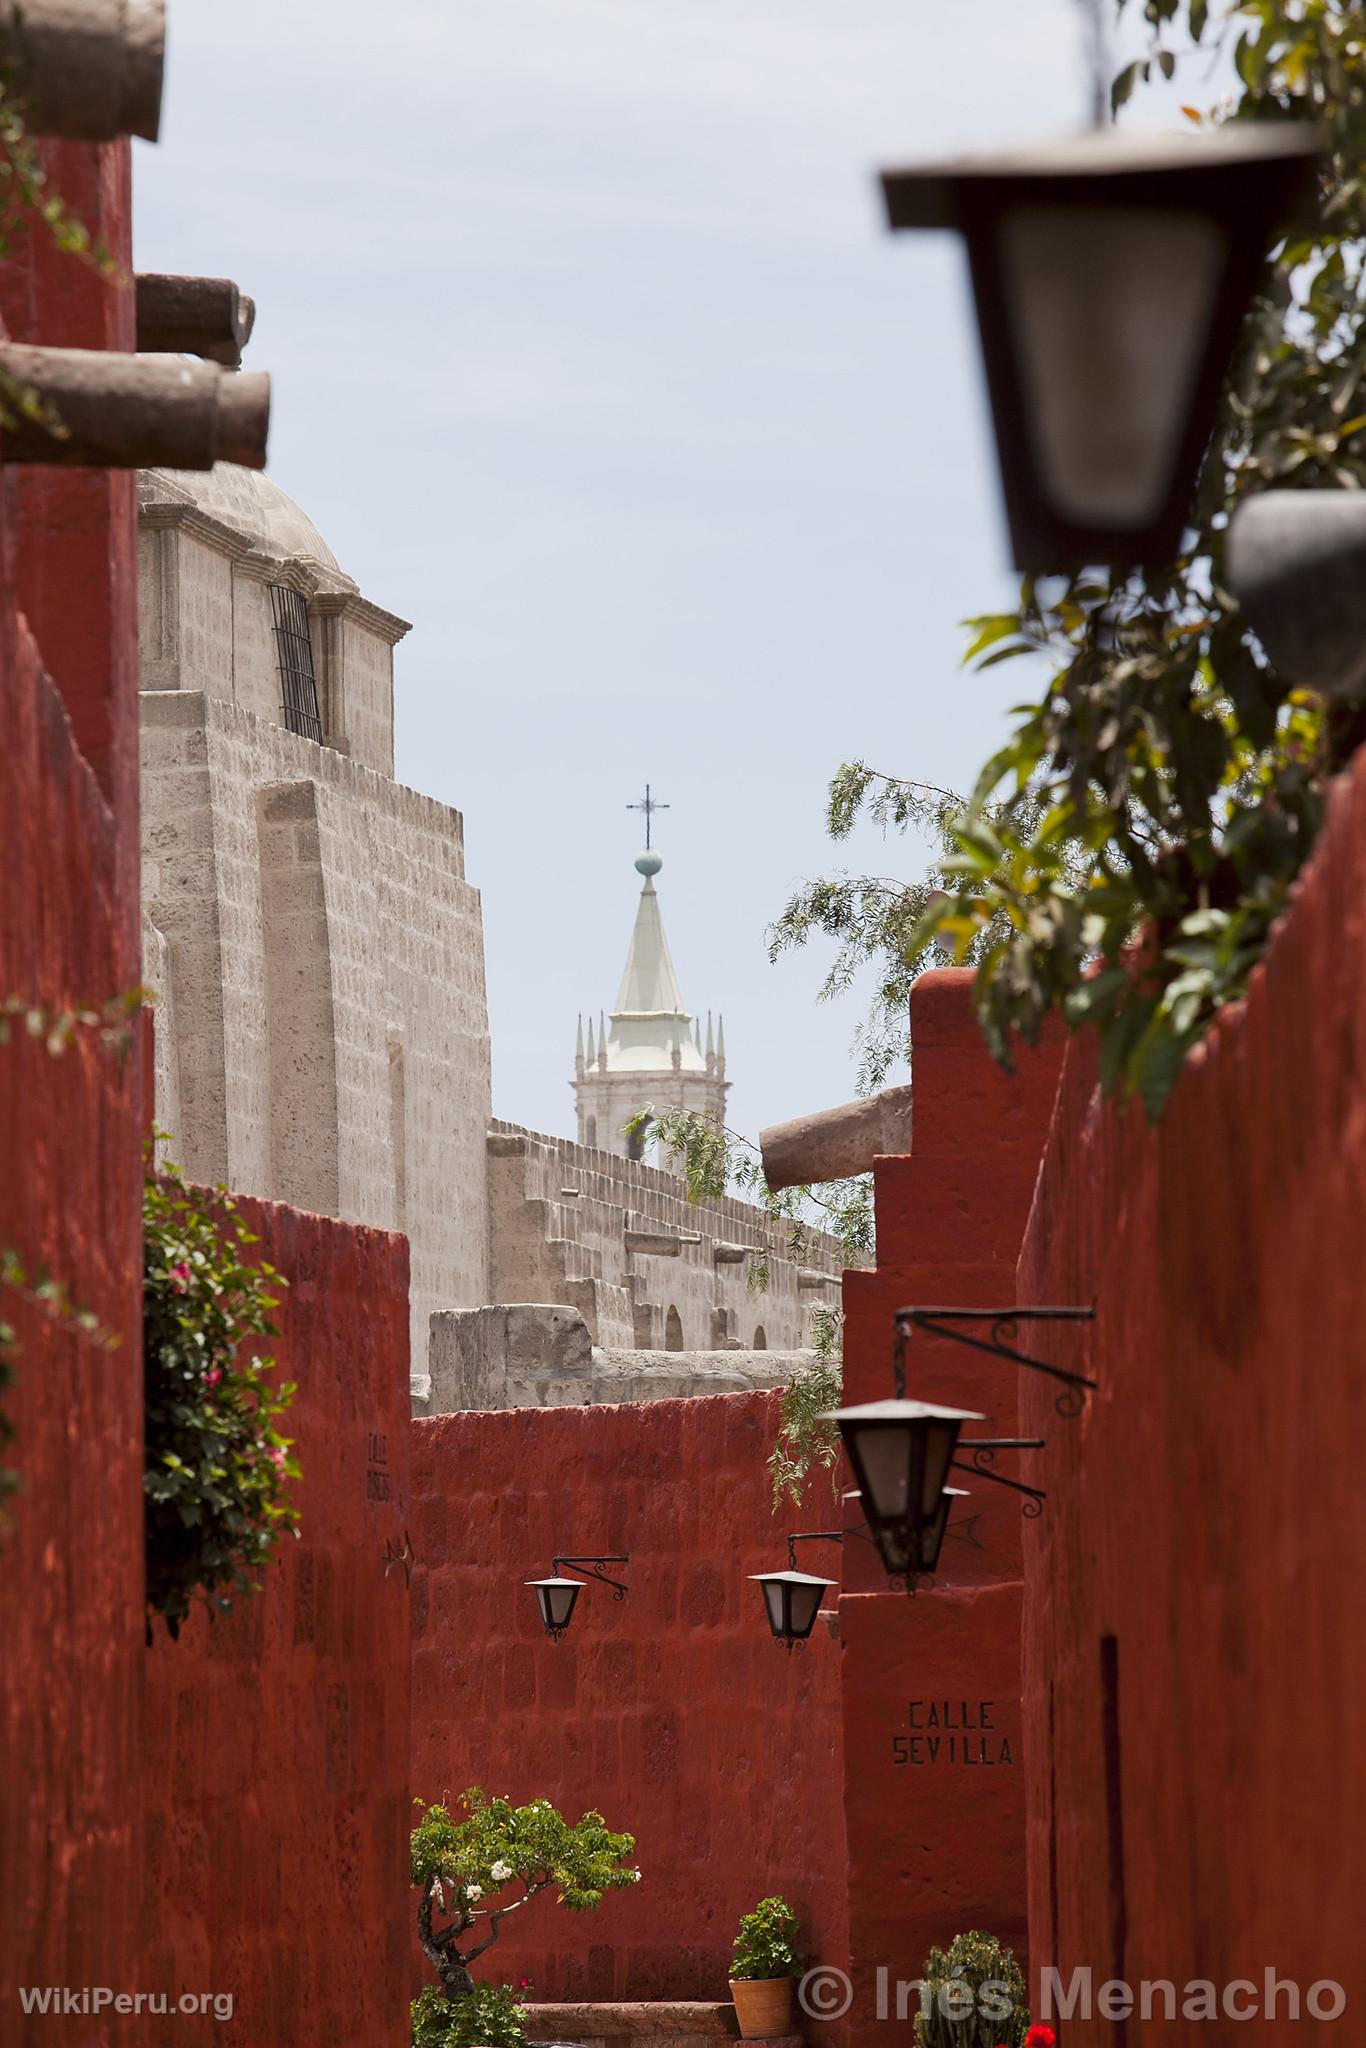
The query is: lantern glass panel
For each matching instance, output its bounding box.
[762,1579,786,1634]
[788,1578,827,1640]
[997,204,1223,527]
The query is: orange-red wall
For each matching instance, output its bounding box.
[144,1196,413,2048]
[0,137,148,2035]
[411,1395,848,2007]
[837,972,1062,2046]
[1017,751,1366,2040]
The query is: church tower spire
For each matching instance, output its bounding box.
[571,799,730,1158]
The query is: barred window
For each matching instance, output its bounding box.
[269,584,323,742]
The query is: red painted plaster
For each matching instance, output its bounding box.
[143,1196,413,2048]
[1017,750,1366,2042]
[839,973,1062,2047]
[0,137,147,2041]
[411,1395,848,2012]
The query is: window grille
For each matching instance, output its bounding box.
[270,584,323,742]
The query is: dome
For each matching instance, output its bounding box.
[141,463,343,573]
[634,849,663,878]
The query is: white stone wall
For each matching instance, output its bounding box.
[486,1119,842,1355]
[141,690,494,1375]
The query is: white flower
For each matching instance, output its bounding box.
[630,1870,642,1882]
[490,1860,513,1884]
[464,1883,483,1902]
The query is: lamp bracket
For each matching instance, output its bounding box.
[552,1554,630,1601]
[894,1305,1096,1415]
[950,1455,1047,1519]
[785,1529,844,1571]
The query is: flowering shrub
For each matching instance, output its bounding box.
[412,1789,639,2004]
[913,1930,1029,2047]
[143,1159,298,1637]
[730,1897,804,1982]
[411,1983,528,2048]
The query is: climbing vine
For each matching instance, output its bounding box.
[143,1159,299,1638]
[782,2,1366,1116]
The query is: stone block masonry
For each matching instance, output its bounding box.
[141,688,493,1376]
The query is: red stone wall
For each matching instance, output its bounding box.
[838,972,1062,2047]
[411,1395,848,2009]
[1017,750,1366,2041]
[143,1196,413,2048]
[0,138,149,2038]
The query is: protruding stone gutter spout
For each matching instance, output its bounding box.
[135,274,257,368]
[759,1084,913,1190]
[0,346,270,470]
[1,0,166,142]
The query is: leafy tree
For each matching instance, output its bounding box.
[412,1791,639,2007]
[782,2,1366,1117]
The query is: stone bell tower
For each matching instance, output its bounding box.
[572,796,728,1158]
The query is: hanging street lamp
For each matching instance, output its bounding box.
[752,1567,839,1648]
[821,1394,985,1566]
[879,126,1325,571]
[525,1554,630,1640]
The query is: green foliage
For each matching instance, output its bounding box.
[769,769,1069,1093]
[412,1985,528,2048]
[788,5,1366,1117]
[730,1896,805,1983]
[769,1302,843,1509]
[413,1791,638,2002]
[143,1157,298,1637]
[912,1931,1029,2048]
[626,1107,872,1288]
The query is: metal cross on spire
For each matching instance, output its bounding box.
[626,783,670,850]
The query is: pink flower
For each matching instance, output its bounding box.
[204,1367,222,1389]
[270,1447,287,1472]
[168,1261,191,1293]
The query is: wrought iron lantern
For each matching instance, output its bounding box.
[526,1554,629,1640]
[863,1484,971,1579]
[821,1396,984,1563]
[880,127,1324,570]
[751,1567,838,1647]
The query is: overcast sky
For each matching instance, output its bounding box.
[134,1,1171,1148]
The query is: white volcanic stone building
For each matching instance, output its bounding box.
[136,461,837,1406]
[572,848,728,1158]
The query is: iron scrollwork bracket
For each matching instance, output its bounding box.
[894,1304,1097,1416]
[553,1553,631,1602]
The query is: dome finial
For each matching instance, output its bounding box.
[634,848,662,878]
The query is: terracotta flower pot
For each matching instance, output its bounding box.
[730,1976,794,2039]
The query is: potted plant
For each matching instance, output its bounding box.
[729,1896,804,2039]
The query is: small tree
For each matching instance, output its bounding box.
[412,1790,640,2006]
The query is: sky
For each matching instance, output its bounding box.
[133,0,1182,1149]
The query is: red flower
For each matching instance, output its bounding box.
[168,1261,191,1293]
[1025,2027,1057,2048]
